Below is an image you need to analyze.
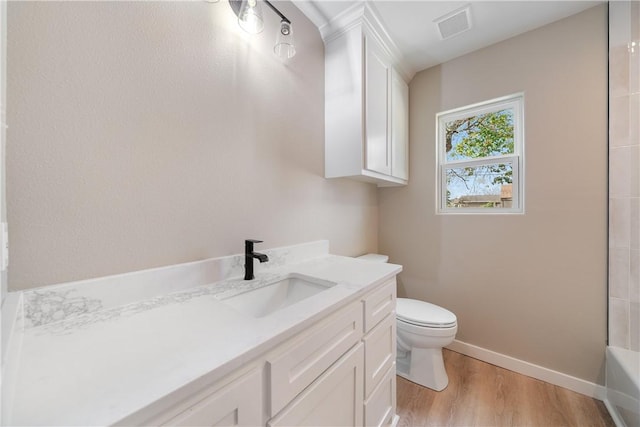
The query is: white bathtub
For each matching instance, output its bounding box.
[605,346,640,427]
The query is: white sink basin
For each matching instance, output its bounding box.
[220,274,337,318]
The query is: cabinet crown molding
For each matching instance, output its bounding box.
[320,3,414,83]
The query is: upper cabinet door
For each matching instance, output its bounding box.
[365,35,391,176]
[391,69,409,180]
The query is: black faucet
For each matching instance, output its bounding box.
[244,239,269,280]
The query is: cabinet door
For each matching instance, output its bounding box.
[391,69,409,180]
[268,344,364,427]
[163,370,262,427]
[365,35,391,176]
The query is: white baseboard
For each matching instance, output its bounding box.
[446,340,607,401]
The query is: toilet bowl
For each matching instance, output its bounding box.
[357,253,458,391]
[396,298,457,391]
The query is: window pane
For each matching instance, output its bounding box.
[445,109,514,162]
[445,163,514,209]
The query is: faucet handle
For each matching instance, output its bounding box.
[245,239,263,254]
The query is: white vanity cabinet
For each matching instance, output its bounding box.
[139,277,398,427]
[268,278,397,427]
[324,5,409,187]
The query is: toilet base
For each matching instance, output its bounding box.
[396,346,449,391]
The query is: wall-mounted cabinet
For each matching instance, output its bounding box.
[323,5,409,187]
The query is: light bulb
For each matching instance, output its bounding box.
[274,20,296,60]
[238,0,264,34]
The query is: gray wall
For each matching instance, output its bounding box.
[7,1,378,290]
[379,5,608,383]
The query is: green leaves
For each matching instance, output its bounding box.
[445,109,514,185]
[447,110,514,157]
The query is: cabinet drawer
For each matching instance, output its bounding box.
[268,344,364,427]
[363,312,396,398]
[363,279,396,332]
[162,369,262,427]
[268,302,363,415]
[364,363,396,427]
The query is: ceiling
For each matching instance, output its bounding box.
[292,1,601,77]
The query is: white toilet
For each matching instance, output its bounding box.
[357,253,458,391]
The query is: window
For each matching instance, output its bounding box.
[436,93,524,214]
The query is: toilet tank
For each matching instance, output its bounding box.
[357,253,389,263]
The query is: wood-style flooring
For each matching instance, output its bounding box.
[396,349,615,427]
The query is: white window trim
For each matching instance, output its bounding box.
[435,93,525,215]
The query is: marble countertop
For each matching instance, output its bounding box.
[7,251,401,426]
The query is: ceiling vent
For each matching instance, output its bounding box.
[434,5,472,40]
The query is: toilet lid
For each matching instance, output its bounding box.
[396,298,457,328]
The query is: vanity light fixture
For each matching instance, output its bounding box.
[229,0,296,60]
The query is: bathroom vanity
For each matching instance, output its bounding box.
[3,241,401,426]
